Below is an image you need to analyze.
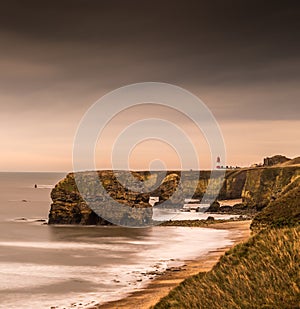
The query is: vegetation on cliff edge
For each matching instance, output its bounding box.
[153,227,300,309]
[251,177,300,230]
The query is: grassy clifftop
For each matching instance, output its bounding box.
[153,227,300,309]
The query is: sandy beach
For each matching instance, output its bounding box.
[91,220,252,309]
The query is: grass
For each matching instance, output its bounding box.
[153,227,300,309]
[251,177,300,230]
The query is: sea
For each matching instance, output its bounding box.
[0,172,238,309]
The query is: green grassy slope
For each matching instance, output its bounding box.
[153,227,300,309]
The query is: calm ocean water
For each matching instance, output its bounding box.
[0,172,235,309]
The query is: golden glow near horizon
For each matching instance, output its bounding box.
[1,106,299,172]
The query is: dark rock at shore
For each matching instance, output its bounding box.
[205,201,220,212]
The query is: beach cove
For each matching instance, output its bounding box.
[0,172,252,309]
[92,221,251,309]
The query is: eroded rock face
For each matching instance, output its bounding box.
[48,163,300,225]
[49,171,154,226]
[48,173,110,225]
[251,176,300,230]
[49,171,185,226]
[241,165,300,210]
[218,169,247,200]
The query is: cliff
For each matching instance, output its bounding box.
[48,172,112,225]
[48,169,243,225]
[48,170,181,226]
[241,165,300,209]
[153,156,300,309]
[48,156,300,225]
[251,176,300,230]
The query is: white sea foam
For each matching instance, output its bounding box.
[153,208,240,221]
[0,227,234,309]
[0,240,135,251]
[0,173,237,309]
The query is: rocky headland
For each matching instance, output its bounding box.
[48,155,300,226]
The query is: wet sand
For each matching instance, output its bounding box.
[91,220,252,309]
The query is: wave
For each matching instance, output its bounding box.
[0,240,138,251]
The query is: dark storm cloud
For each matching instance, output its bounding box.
[0,0,299,120]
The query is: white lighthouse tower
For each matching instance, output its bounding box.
[216,156,221,169]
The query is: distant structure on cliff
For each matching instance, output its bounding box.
[263,155,291,167]
[216,156,221,169]
[216,156,239,170]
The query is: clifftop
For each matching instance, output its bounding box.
[262,154,300,167]
[263,155,291,166]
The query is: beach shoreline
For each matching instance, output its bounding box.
[90,220,252,309]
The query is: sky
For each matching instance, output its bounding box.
[0,0,299,171]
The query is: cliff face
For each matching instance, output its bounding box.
[48,170,181,226]
[218,169,247,200]
[48,162,300,225]
[241,165,300,210]
[251,176,300,230]
[49,172,112,225]
[48,169,247,225]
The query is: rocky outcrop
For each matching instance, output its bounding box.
[48,157,300,225]
[48,172,113,225]
[48,171,180,226]
[263,155,290,166]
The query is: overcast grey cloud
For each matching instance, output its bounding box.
[0,0,299,171]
